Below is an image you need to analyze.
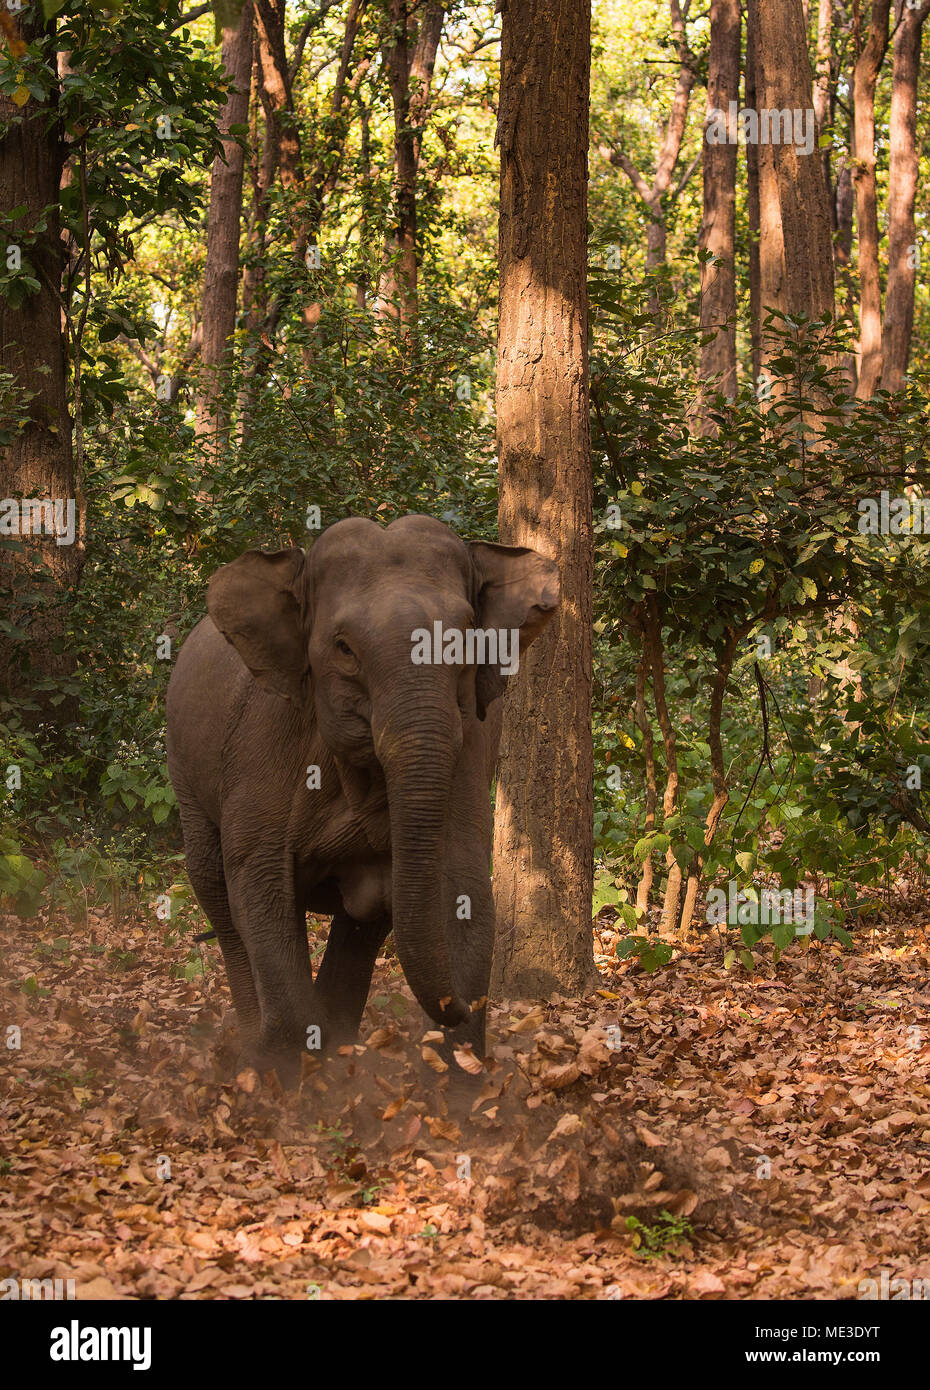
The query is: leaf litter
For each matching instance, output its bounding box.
[1,904,929,1299]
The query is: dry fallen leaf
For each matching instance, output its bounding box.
[547,1113,584,1142]
[421,1046,448,1073]
[453,1045,483,1075]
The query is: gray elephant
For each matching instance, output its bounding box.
[165,514,559,1083]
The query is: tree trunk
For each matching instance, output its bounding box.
[745,5,762,386]
[881,0,930,391]
[813,0,835,206]
[643,603,682,939]
[238,0,366,436]
[238,0,293,382]
[375,0,417,329]
[254,0,301,193]
[852,0,891,398]
[835,152,857,391]
[374,3,444,331]
[698,0,740,415]
[634,647,657,916]
[195,2,253,448]
[491,0,596,1000]
[749,0,835,361]
[0,10,81,707]
[601,0,697,318]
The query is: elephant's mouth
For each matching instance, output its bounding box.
[335,758,390,850]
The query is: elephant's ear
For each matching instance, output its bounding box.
[468,541,560,717]
[207,548,308,704]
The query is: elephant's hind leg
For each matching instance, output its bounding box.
[180,809,261,1047]
[314,911,391,1046]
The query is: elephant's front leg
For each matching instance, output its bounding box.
[226,864,320,1084]
[314,910,391,1047]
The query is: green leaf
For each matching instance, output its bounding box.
[772,922,794,950]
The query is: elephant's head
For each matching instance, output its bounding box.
[206,515,560,1030]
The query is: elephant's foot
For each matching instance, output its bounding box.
[445,1064,485,1119]
[242,1044,302,1089]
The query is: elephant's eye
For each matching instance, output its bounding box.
[335,638,355,659]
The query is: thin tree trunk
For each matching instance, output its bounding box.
[634,646,657,916]
[242,0,366,338]
[835,152,858,390]
[698,0,740,417]
[195,2,253,448]
[238,0,367,445]
[745,6,762,387]
[601,0,697,313]
[491,0,596,1000]
[239,1,293,368]
[0,9,81,710]
[881,0,930,391]
[679,632,737,934]
[356,104,372,308]
[374,2,445,329]
[852,0,891,398]
[254,0,301,192]
[643,603,681,939]
[375,0,417,329]
[813,0,835,201]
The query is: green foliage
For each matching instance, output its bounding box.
[591,284,930,953]
[625,1210,693,1259]
[0,834,47,917]
[615,934,674,972]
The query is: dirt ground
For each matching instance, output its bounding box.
[1,901,929,1300]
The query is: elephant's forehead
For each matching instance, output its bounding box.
[311,515,469,582]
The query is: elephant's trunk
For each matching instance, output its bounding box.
[375,693,470,1029]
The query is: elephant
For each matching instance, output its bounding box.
[165,514,560,1084]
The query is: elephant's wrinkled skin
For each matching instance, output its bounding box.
[165,515,559,1081]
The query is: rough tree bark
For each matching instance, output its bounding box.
[851,0,891,398]
[0,9,81,705]
[745,5,762,386]
[698,0,740,414]
[881,0,930,391]
[748,0,835,364]
[195,1,253,447]
[490,0,596,1000]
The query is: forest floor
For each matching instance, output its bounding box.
[1,901,930,1300]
